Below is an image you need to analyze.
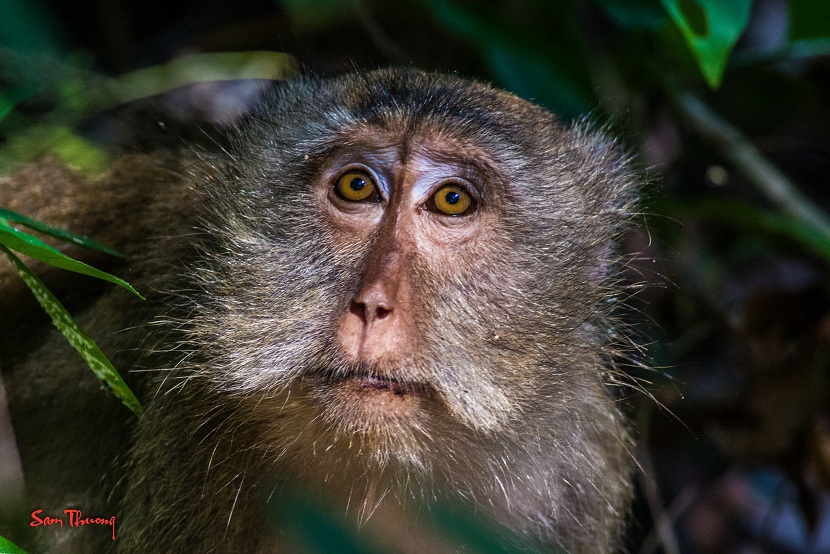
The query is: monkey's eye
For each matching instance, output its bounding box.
[430,185,474,216]
[335,171,379,203]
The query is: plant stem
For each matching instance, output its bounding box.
[675,92,830,241]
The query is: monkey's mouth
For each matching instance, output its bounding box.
[306,362,425,393]
[307,364,435,401]
[333,371,430,399]
[302,363,447,434]
[347,374,408,396]
[303,363,441,426]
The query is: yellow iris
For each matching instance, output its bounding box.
[433,185,472,215]
[336,172,376,202]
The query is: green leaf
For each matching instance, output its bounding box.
[270,485,382,554]
[660,0,752,87]
[0,208,125,258]
[427,498,555,553]
[1,245,144,416]
[596,0,667,30]
[271,485,553,553]
[0,220,143,299]
[0,0,63,54]
[0,87,32,124]
[422,0,592,119]
[732,38,830,66]
[484,44,588,120]
[0,92,15,123]
[0,126,109,175]
[0,535,28,554]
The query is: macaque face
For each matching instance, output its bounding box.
[315,132,510,428]
[192,69,632,488]
[203,130,530,472]
[92,69,638,554]
[0,68,636,554]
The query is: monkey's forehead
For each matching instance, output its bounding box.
[253,68,566,153]
[235,67,631,205]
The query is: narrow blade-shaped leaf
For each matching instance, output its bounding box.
[0,208,124,258]
[0,534,28,554]
[0,221,142,299]
[1,245,143,416]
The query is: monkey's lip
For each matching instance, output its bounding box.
[318,369,430,398]
[348,374,410,396]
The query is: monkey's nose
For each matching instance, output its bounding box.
[350,299,393,325]
[338,292,408,363]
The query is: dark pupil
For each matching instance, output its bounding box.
[349,177,366,191]
[445,191,460,205]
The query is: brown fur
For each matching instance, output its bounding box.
[0,68,639,553]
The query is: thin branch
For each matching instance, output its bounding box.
[675,92,830,241]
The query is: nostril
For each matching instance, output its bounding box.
[348,301,365,324]
[350,299,393,324]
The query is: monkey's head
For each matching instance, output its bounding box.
[176,68,635,525]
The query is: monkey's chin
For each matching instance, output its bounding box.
[302,364,439,459]
[313,375,436,469]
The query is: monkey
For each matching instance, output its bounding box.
[0,67,639,553]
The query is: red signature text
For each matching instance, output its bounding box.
[30,509,117,540]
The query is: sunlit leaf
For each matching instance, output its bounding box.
[0,534,28,554]
[0,125,109,174]
[660,0,752,87]
[0,220,142,298]
[0,246,143,416]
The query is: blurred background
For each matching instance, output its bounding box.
[1,0,829,552]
